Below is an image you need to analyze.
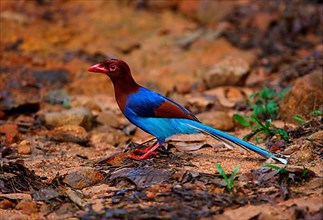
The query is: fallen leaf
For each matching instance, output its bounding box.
[110,167,174,188]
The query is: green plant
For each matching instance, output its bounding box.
[233,87,290,143]
[263,164,288,174]
[293,109,322,124]
[263,164,310,179]
[233,114,289,142]
[233,114,251,127]
[310,109,323,117]
[249,87,289,120]
[301,167,309,177]
[216,163,240,192]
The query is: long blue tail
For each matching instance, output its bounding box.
[184,120,287,164]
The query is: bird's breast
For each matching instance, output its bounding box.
[127,117,199,141]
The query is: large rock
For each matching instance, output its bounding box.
[203,57,250,88]
[178,0,236,24]
[196,111,235,131]
[288,142,314,164]
[44,107,93,130]
[33,69,69,85]
[90,129,128,146]
[50,125,89,144]
[0,87,40,113]
[280,70,323,122]
[96,111,124,128]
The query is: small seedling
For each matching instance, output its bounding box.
[233,87,290,143]
[309,109,322,117]
[216,163,240,192]
[293,109,322,124]
[301,167,309,177]
[234,114,289,142]
[249,87,289,120]
[263,164,312,181]
[263,164,288,174]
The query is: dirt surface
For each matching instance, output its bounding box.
[1,1,322,219]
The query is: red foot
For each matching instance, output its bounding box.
[132,147,156,154]
[128,153,150,160]
[128,142,161,160]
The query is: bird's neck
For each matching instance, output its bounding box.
[111,76,140,113]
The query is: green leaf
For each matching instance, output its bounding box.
[250,115,261,124]
[255,136,261,144]
[265,119,272,129]
[263,164,288,174]
[228,179,234,190]
[266,100,278,114]
[228,165,240,189]
[275,129,289,141]
[263,164,280,170]
[252,104,263,117]
[309,110,323,117]
[233,114,251,127]
[302,167,308,177]
[293,115,305,123]
[261,87,277,99]
[242,134,249,141]
[251,116,270,133]
[260,87,269,99]
[231,165,240,177]
[216,163,229,183]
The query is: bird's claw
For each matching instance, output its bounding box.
[132,148,157,154]
[128,153,148,160]
[128,148,157,160]
[128,142,161,160]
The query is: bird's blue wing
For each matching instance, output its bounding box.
[125,87,198,121]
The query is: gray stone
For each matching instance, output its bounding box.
[44,107,93,130]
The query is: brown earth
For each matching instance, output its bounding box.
[1,1,322,219]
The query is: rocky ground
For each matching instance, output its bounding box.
[0,0,322,219]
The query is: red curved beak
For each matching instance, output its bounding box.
[88,63,107,74]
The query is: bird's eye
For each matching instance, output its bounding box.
[109,64,117,71]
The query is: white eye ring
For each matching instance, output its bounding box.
[109,65,117,71]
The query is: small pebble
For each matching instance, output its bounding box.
[17,140,31,155]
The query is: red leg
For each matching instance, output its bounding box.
[132,145,156,154]
[128,142,161,160]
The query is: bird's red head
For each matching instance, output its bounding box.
[88,59,131,78]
